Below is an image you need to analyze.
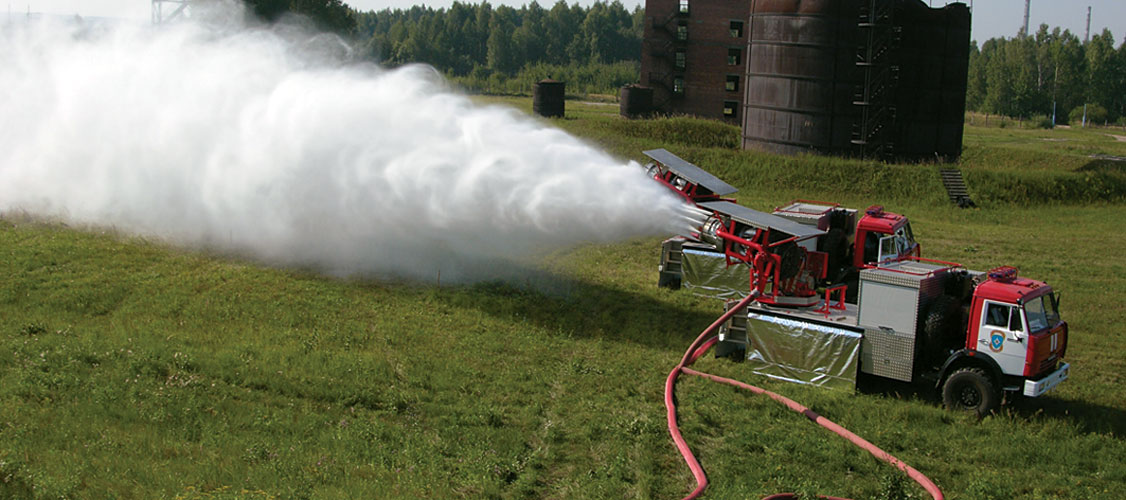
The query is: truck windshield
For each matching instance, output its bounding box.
[1024,293,1061,332]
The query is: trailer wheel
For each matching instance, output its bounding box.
[942,367,999,416]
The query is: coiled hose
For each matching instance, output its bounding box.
[664,292,944,500]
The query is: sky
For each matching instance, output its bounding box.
[9,0,1126,45]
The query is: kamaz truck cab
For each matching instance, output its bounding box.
[856,205,920,267]
[945,266,1069,402]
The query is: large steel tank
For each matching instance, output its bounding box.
[741,0,863,156]
[741,0,972,161]
[893,1,971,161]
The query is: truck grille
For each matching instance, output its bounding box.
[1038,356,1057,374]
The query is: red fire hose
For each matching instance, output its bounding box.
[664,292,944,500]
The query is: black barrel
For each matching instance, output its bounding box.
[533,79,565,118]
[620,84,654,119]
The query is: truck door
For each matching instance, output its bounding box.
[876,235,896,264]
[876,230,918,265]
[876,234,905,264]
[976,301,1028,376]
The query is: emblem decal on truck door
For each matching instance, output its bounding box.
[989,330,1004,352]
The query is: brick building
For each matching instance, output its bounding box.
[641,0,749,124]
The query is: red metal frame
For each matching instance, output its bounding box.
[870,256,963,277]
[650,169,735,205]
[805,250,829,280]
[706,219,823,306]
[815,284,849,317]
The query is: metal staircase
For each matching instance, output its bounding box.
[646,7,689,113]
[852,0,900,160]
[939,169,975,208]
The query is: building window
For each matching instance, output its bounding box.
[727,48,741,66]
[676,22,688,41]
[679,0,689,15]
[675,49,686,70]
[673,77,685,94]
[730,20,744,38]
[725,74,740,92]
[723,101,739,118]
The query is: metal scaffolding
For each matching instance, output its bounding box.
[152,0,192,25]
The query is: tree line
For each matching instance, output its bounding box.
[236,1,645,94]
[350,1,645,94]
[967,25,1126,126]
[236,2,1126,124]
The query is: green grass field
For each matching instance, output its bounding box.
[2,99,1125,499]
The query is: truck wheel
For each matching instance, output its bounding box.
[942,367,1000,416]
[923,295,962,364]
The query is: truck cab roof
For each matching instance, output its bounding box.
[975,271,1053,304]
[858,205,908,234]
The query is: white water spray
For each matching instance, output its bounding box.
[0,10,701,282]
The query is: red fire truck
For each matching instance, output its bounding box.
[646,149,1069,414]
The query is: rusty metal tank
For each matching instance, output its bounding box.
[533,79,565,118]
[893,1,971,161]
[620,84,654,119]
[741,0,972,161]
[741,0,864,156]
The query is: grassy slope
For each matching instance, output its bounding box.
[1,100,1124,500]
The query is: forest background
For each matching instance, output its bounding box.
[252,0,1126,125]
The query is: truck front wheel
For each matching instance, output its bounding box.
[942,367,1000,416]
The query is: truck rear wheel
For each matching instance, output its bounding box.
[923,294,962,365]
[942,367,1000,416]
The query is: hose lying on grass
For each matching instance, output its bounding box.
[664,292,944,500]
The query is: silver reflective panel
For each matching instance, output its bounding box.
[682,247,752,299]
[698,201,827,241]
[742,312,862,391]
[642,148,738,196]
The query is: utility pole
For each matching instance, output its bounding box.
[1082,7,1091,126]
[1051,62,1058,127]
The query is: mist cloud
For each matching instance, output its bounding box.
[0,10,699,282]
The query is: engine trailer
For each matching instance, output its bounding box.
[643,149,1070,414]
